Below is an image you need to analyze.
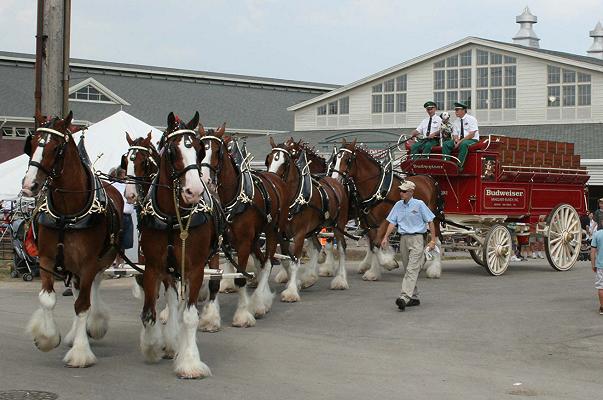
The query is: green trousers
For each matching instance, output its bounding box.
[442,139,478,167]
[410,138,439,158]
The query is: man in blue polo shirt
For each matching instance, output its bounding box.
[381,180,436,311]
[591,214,603,315]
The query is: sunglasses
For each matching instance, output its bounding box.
[400,190,408,193]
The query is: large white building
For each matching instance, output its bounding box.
[279,8,603,207]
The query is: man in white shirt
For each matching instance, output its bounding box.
[409,101,442,159]
[442,101,479,170]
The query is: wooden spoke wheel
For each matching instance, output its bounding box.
[469,240,485,267]
[545,204,581,271]
[482,224,511,276]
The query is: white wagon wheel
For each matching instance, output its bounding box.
[482,224,511,276]
[469,239,485,267]
[544,203,581,271]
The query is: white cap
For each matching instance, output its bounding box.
[399,181,416,191]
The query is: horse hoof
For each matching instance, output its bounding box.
[301,275,318,289]
[33,334,61,352]
[63,346,97,368]
[162,350,175,360]
[362,271,380,281]
[318,268,334,277]
[330,277,349,290]
[199,323,221,333]
[358,264,370,274]
[175,364,212,379]
[232,310,256,328]
[280,290,300,303]
[274,269,289,284]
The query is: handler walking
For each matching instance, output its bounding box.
[409,101,442,159]
[381,181,437,311]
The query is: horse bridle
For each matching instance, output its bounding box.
[122,142,159,202]
[268,147,295,181]
[162,129,200,181]
[26,126,72,180]
[334,147,355,179]
[199,135,225,185]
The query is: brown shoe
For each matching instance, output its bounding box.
[599,307,603,315]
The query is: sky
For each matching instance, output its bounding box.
[1,0,602,85]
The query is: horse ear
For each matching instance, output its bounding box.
[167,112,176,129]
[187,111,200,130]
[351,138,357,147]
[126,131,134,145]
[64,111,73,127]
[145,131,152,142]
[34,112,45,127]
[342,138,347,144]
[269,136,276,148]
[216,122,226,137]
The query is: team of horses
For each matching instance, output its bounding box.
[20,111,443,378]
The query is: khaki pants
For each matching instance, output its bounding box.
[399,234,425,302]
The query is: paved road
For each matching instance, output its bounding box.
[0,259,602,400]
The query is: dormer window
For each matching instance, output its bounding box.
[69,85,112,102]
[68,77,130,105]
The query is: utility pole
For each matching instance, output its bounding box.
[35,0,71,126]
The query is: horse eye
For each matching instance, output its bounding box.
[205,144,210,151]
[337,153,342,159]
[275,154,279,161]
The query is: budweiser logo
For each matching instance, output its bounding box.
[485,189,524,197]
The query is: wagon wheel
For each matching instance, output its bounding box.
[482,224,511,276]
[469,239,485,267]
[545,204,581,271]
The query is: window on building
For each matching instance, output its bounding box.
[433,92,445,110]
[446,91,458,111]
[578,85,591,106]
[371,95,382,113]
[460,69,471,88]
[396,75,407,91]
[69,85,112,102]
[547,66,561,84]
[328,101,338,115]
[490,67,502,87]
[371,74,407,114]
[477,50,489,65]
[504,66,516,86]
[547,65,590,108]
[490,53,503,65]
[476,89,488,109]
[434,70,445,90]
[460,50,472,66]
[504,88,516,109]
[446,55,458,68]
[504,55,516,64]
[460,90,471,108]
[447,69,458,89]
[1,127,30,138]
[317,105,327,115]
[384,79,395,92]
[433,59,445,68]
[477,67,488,87]
[547,86,560,107]
[490,89,502,109]
[339,97,349,114]
[562,85,576,106]
[396,93,407,112]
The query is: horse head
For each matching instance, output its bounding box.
[123,131,158,204]
[266,137,293,179]
[22,111,75,197]
[160,111,204,205]
[198,122,226,187]
[331,138,357,181]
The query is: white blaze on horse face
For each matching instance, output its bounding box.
[331,154,343,180]
[200,142,213,187]
[268,152,285,174]
[22,143,45,196]
[179,138,204,204]
[124,151,137,203]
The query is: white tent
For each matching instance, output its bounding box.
[0,111,162,200]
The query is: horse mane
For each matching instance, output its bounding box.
[286,139,327,169]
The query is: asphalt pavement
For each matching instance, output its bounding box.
[0,258,602,400]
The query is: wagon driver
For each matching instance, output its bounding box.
[381,180,437,311]
[442,101,479,171]
[409,101,442,159]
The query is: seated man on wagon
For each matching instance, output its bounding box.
[442,101,479,171]
[409,101,442,159]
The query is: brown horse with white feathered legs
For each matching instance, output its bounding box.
[22,112,123,367]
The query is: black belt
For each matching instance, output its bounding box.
[399,233,425,236]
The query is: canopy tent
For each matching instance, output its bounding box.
[0,110,163,200]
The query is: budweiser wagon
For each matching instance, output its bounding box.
[399,135,589,276]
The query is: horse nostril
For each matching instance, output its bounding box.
[185,188,193,196]
[31,182,39,192]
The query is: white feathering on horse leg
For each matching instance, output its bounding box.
[318,242,336,277]
[300,244,319,289]
[131,278,142,300]
[274,263,289,284]
[27,290,61,352]
[158,305,170,325]
[64,286,80,347]
[63,311,97,368]
[140,310,164,363]
[362,249,382,281]
[199,297,221,333]
[425,239,442,279]
[377,247,398,271]
[174,305,212,379]
[281,260,301,302]
[251,261,275,318]
[162,286,180,358]
[86,273,109,340]
[232,285,256,327]
[330,245,349,290]
[358,249,372,274]
[219,262,238,293]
